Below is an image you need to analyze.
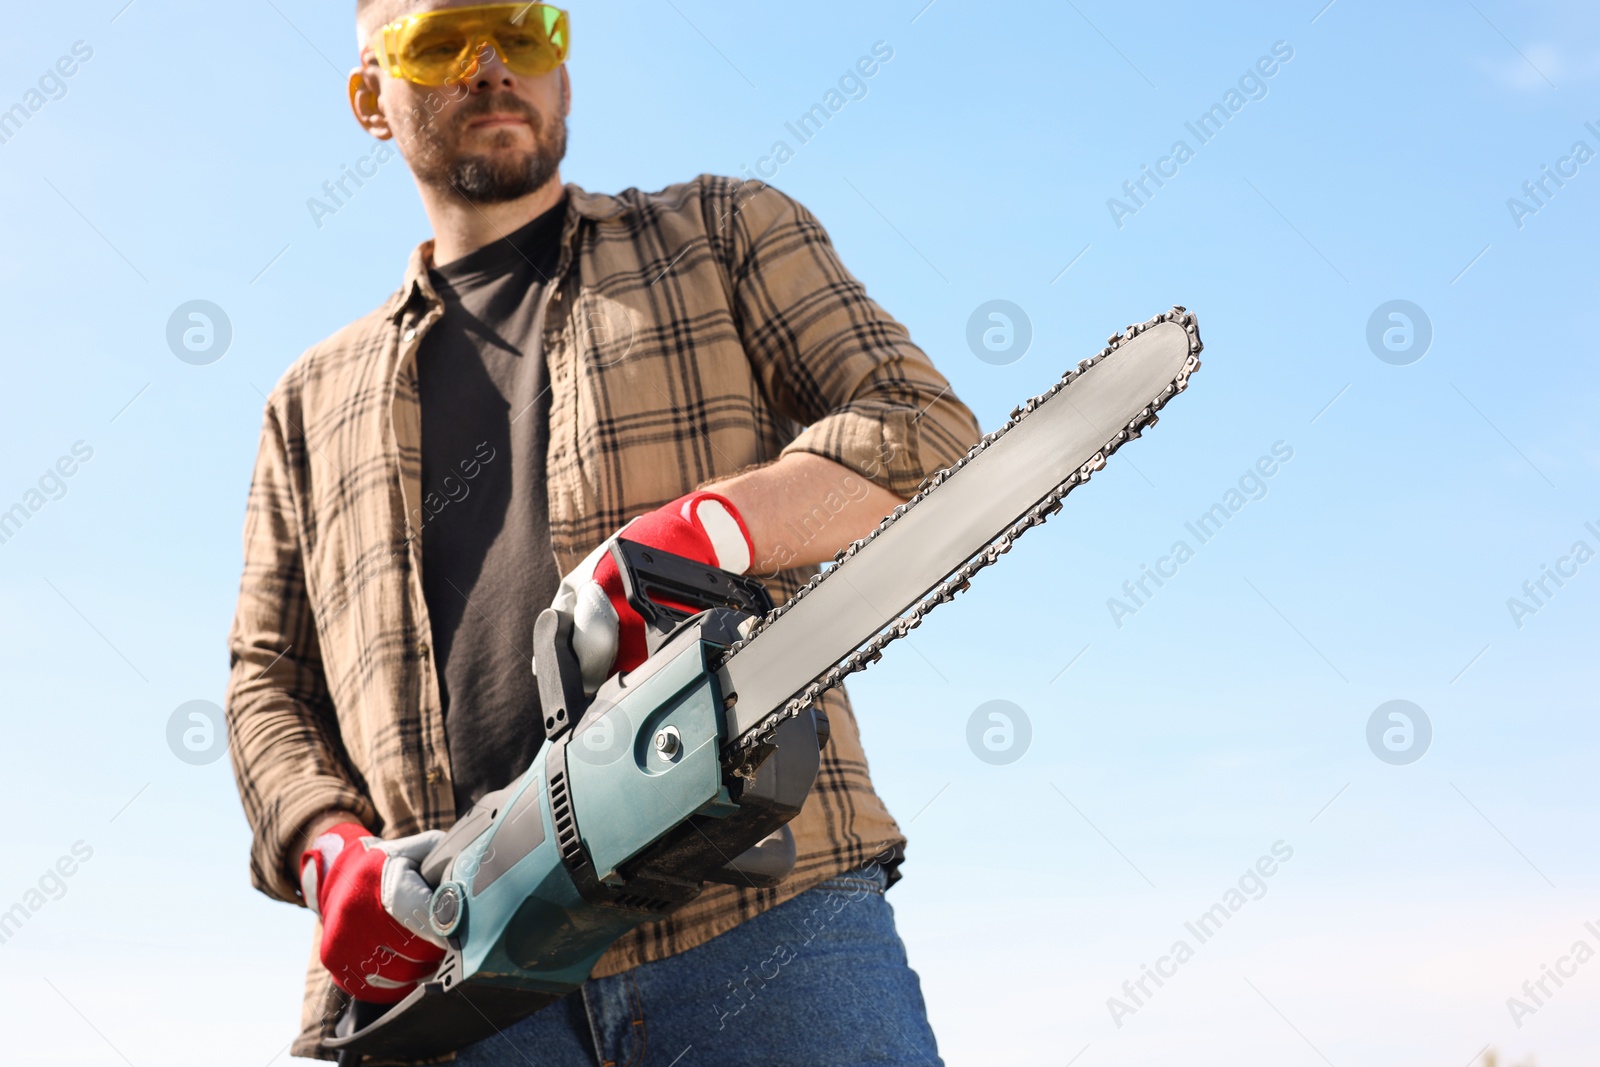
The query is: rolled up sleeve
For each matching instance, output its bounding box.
[225,400,376,905]
[711,180,980,498]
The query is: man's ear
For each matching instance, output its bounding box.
[348,68,394,140]
[559,65,572,118]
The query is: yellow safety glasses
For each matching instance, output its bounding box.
[371,3,570,87]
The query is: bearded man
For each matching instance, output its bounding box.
[225,3,978,1063]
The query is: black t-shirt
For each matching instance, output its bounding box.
[416,199,566,815]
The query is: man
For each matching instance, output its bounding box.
[226,2,980,1063]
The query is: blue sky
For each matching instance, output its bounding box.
[1,1,1597,1064]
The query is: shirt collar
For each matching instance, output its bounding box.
[386,182,628,324]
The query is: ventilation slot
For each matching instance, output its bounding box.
[548,769,585,868]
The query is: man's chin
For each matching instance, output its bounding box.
[446,153,553,204]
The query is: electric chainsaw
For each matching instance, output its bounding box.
[326,307,1204,1064]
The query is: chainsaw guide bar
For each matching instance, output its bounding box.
[718,307,1203,771]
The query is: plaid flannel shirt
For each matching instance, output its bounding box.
[223,175,980,1060]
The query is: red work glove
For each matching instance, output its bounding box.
[549,491,754,692]
[300,822,447,1003]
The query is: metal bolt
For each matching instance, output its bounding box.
[653,726,681,757]
[431,882,462,936]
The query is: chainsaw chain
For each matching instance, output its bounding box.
[720,306,1203,761]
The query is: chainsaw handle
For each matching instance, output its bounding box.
[531,542,769,746]
[609,538,773,657]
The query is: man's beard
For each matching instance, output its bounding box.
[408,92,567,204]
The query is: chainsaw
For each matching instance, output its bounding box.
[326,307,1204,1064]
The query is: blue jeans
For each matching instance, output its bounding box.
[452,864,943,1066]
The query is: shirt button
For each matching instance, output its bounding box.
[402,327,417,342]
[425,767,442,785]
[417,640,430,658]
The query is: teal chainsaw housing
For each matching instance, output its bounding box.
[326,543,825,1064]
[441,636,738,989]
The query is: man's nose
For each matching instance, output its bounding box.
[466,40,516,91]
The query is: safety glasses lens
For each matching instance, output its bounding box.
[400,26,473,79]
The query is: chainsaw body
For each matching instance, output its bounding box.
[327,540,828,1063]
